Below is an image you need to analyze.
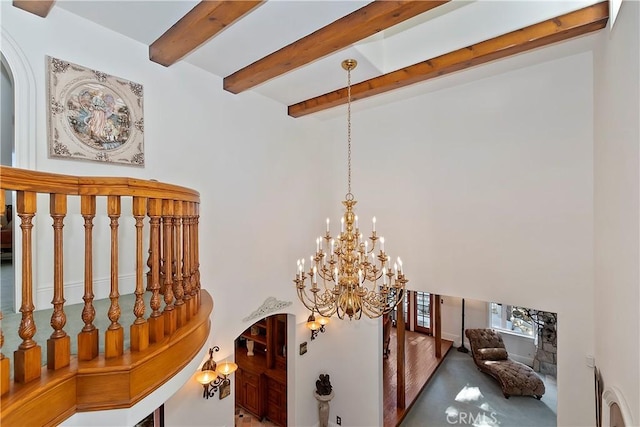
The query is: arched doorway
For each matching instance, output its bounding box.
[1,28,37,313]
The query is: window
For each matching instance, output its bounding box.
[490,302,535,337]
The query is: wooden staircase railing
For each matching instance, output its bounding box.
[0,166,211,426]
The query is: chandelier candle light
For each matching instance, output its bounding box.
[294,59,407,320]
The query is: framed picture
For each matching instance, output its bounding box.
[299,341,308,355]
[47,56,144,166]
[219,378,231,400]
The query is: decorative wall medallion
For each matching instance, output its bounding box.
[242,297,292,322]
[47,56,144,166]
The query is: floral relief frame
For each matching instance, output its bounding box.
[47,56,144,166]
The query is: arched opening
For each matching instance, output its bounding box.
[0,54,15,313]
[1,28,37,313]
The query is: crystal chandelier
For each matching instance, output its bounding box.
[294,59,407,320]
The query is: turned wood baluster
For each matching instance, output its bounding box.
[78,195,98,361]
[161,199,176,335]
[131,196,149,352]
[14,191,41,383]
[47,193,70,370]
[105,196,123,358]
[147,198,164,343]
[182,202,193,319]
[1,311,8,396]
[145,243,153,292]
[172,200,186,328]
[194,203,201,308]
[188,202,198,317]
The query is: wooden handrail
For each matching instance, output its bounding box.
[0,165,207,426]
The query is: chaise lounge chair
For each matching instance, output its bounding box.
[465,328,545,399]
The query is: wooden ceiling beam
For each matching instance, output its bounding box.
[150,0,265,67]
[223,0,450,94]
[288,1,609,118]
[13,0,55,17]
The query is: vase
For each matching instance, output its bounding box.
[247,339,254,356]
[314,390,334,427]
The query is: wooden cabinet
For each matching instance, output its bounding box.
[266,375,287,427]
[235,314,287,426]
[237,368,262,416]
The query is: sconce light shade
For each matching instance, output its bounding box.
[307,314,321,331]
[317,315,330,327]
[195,370,218,386]
[216,361,238,377]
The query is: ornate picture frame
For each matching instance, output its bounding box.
[47,56,144,166]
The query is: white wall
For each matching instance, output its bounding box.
[1,59,13,166]
[594,1,640,425]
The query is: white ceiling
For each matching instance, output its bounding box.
[55,0,601,113]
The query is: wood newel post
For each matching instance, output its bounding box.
[14,191,41,383]
[173,200,186,328]
[130,196,149,352]
[105,195,123,358]
[78,195,98,361]
[147,198,164,343]
[47,193,70,370]
[182,202,193,319]
[162,199,176,335]
[396,292,406,409]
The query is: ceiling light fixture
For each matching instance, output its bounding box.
[294,59,407,320]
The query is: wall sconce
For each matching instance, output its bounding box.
[307,312,329,340]
[194,346,238,399]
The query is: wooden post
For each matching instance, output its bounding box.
[130,196,149,352]
[173,200,187,328]
[162,199,176,335]
[47,193,71,370]
[105,196,123,358]
[193,203,201,309]
[435,294,442,358]
[396,293,406,409]
[1,311,9,396]
[182,202,193,319]
[147,198,164,343]
[78,195,99,360]
[14,191,41,383]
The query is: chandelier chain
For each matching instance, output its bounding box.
[346,64,352,200]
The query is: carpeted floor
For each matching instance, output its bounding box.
[401,349,557,427]
[1,259,15,313]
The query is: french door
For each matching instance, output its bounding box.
[414,291,433,334]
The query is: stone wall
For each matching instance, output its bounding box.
[533,312,557,377]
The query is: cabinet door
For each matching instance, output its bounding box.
[235,369,245,407]
[266,377,286,427]
[243,371,262,416]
